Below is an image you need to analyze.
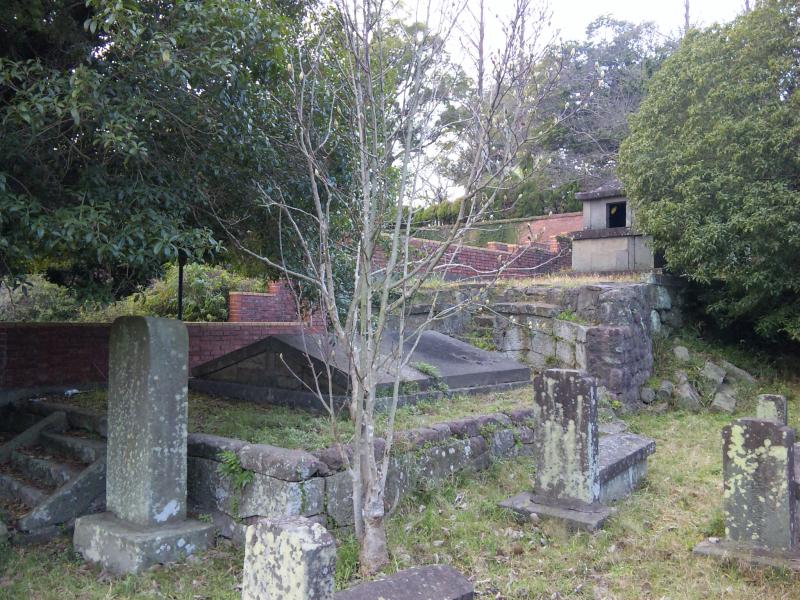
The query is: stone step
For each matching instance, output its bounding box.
[492,302,560,318]
[39,432,106,465]
[0,471,50,509]
[10,450,82,488]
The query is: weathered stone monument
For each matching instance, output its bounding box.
[756,393,788,425]
[694,414,800,569]
[499,369,654,530]
[243,515,474,599]
[243,516,336,600]
[73,317,214,574]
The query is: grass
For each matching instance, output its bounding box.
[6,332,800,598]
[49,386,534,451]
[5,392,800,599]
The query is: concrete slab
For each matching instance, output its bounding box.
[598,432,655,487]
[498,492,614,532]
[191,331,530,400]
[335,565,474,600]
[694,539,800,571]
[73,512,214,575]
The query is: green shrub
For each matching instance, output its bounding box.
[85,263,266,322]
[0,275,82,322]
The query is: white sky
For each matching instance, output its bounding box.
[547,0,744,41]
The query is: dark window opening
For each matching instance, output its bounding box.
[607,201,626,228]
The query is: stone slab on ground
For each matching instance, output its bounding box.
[499,492,614,532]
[17,459,106,531]
[0,411,67,462]
[694,539,800,571]
[597,432,655,489]
[72,512,214,575]
[191,330,530,398]
[335,565,474,600]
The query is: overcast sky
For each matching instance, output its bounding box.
[548,0,744,40]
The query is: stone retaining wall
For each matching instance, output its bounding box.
[405,275,684,410]
[186,409,536,540]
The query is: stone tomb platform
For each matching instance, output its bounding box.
[500,370,655,531]
[500,431,654,531]
[190,330,530,410]
[73,512,215,575]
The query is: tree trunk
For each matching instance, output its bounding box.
[358,481,389,575]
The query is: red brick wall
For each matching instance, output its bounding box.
[402,237,572,280]
[228,282,303,323]
[0,321,319,390]
[515,212,582,252]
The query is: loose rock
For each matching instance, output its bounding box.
[720,360,756,384]
[657,380,674,402]
[640,387,656,405]
[673,346,691,363]
[701,361,727,390]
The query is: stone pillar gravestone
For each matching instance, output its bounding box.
[243,516,337,600]
[73,317,214,574]
[500,369,612,530]
[756,394,788,425]
[531,369,600,504]
[694,417,800,569]
[722,419,796,550]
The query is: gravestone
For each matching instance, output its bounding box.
[242,516,474,599]
[499,369,654,530]
[243,516,336,600]
[756,394,788,425]
[694,417,800,569]
[531,369,599,504]
[73,317,214,574]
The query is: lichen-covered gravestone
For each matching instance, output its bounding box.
[499,369,654,531]
[756,394,788,425]
[694,417,800,569]
[243,516,336,600]
[242,516,475,600]
[73,317,214,574]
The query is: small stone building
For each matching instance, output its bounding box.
[571,181,655,273]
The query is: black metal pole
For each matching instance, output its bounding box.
[177,254,186,321]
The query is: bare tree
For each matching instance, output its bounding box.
[217,0,563,574]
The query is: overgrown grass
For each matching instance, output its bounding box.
[9,333,800,598]
[50,386,533,450]
[5,395,800,598]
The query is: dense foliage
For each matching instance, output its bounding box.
[0,264,265,322]
[415,17,673,226]
[0,0,319,297]
[619,0,800,341]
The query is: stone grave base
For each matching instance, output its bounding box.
[693,539,800,571]
[335,565,474,599]
[499,493,614,531]
[73,512,215,575]
[499,431,654,531]
[597,432,655,503]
